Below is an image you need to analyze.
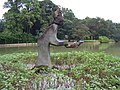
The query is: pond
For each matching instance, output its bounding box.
[0,42,120,57]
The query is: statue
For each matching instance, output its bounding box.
[35,7,83,68]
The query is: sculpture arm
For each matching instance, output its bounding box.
[49,34,68,46]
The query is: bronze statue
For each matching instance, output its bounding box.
[35,7,83,68]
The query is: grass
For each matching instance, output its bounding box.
[0,51,120,90]
[84,40,99,42]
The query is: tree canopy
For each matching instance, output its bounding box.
[0,0,120,44]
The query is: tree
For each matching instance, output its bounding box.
[2,0,58,43]
[0,19,4,32]
[1,0,120,43]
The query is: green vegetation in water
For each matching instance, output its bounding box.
[98,43,112,50]
[0,51,120,90]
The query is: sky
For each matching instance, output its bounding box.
[0,0,120,23]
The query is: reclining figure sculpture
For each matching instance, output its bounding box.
[35,7,83,67]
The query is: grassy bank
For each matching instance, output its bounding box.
[0,51,120,89]
[84,40,99,42]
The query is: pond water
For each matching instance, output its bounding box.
[0,42,120,57]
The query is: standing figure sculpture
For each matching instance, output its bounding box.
[35,7,83,68]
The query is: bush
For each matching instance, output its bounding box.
[0,31,36,44]
[99,36,109,43]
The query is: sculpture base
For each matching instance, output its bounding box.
[32,65,51,74]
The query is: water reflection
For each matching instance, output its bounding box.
[104,42,120,57]
[0,42,120,57]
[0,46,37,55]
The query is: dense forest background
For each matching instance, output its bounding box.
[0,0,120,44]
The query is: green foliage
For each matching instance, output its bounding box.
[0,31,36,44]
[1,51,119,89]
[51,51,120,89]
[99,36,110,43]
[1,0,57,44]
[1,0,120,43]
[0,20,4,32]
[0,52,36,89]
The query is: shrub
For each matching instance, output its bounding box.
[99,36,109,43]
[0,31,36,44]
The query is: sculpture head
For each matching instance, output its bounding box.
[53,7,64,26]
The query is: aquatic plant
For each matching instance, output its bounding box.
[0,51,120,89]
